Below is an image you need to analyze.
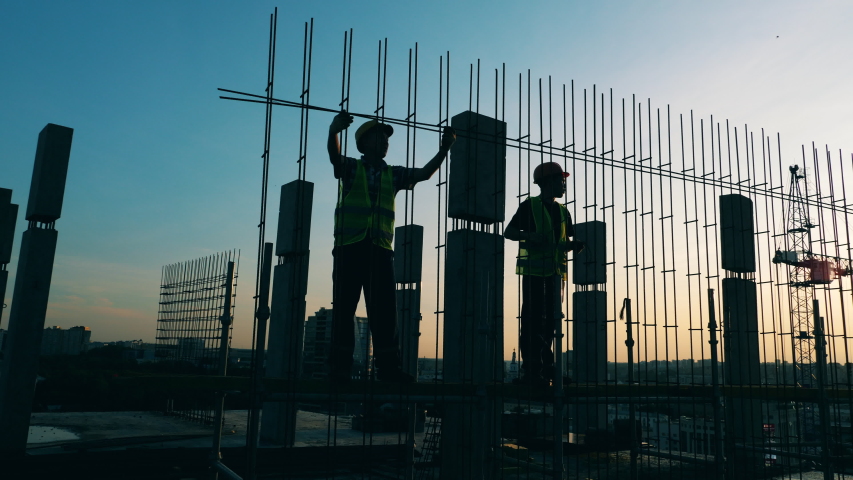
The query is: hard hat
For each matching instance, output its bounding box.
[355,120,394,144]
[533,162,571,184]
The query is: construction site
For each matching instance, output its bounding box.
[3,7,853,480]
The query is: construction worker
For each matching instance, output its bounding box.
[327,112,455,383]
[504,162,583,386]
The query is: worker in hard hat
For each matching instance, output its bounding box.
[504,162,584,386]
[327,112,455,383]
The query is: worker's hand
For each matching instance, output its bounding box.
[440,127,456,152]
[525,232,547,245]
[569,240,585,254]
[563,240,584,254]
[330,111,354,134]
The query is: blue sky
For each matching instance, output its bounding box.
[2,1,852,357]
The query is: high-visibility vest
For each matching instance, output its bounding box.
[334,160,395,250]
[515,197,568,279]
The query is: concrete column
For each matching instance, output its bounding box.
[720,194,756,273]
[718,193,762,469]
[441,229,504,480]
[571,220,607,435]
[572,290,607,432]
[395,224,423,377]
[448,111,507,224]
[0,123,73,454]
[261,180,313,446]
[721,278,763,453]
[573,221,607,285]
[441,110,506,479]
[0,188,19,326]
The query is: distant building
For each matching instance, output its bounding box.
[40,326,91,356]
[505,350,519,380]
[88,340,156,361]
[302,307,370,380]
[417,358,443,382]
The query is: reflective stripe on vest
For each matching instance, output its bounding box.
[334,160,396,249]
[515,197,568,279]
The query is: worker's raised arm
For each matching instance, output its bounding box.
[411,127,456,184]
[328,112,354,171]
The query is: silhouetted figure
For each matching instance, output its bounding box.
[327,112,455,383]
[504,162,583,386]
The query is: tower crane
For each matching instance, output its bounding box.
[773,164,853,438]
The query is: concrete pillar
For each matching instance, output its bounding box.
[0,188,19,326]
[720,194,756,273]
[448,111,507,224]
[721,278,763,450]
[441,110,506,479]
[0,124,73,454]
[441,229,504,480]
[719,193,763,469]
[572,290,607,432]
[395,224,423,377]
[573,221,607,285]
[571,220,607,434]
[261,180,313,446]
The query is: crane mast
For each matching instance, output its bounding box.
[783,164,818,391]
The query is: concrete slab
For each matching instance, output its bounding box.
[26,124,73,223]
[448,111,507,224]
[26,410,424,452]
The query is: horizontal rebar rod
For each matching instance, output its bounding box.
[217,89,852,215]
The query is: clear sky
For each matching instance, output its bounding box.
[2,1,852,361]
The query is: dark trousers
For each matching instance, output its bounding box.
[329,239,401,374]
[519,274,562,379]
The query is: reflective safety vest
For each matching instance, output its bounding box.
[334,160,395,250]
[515,197,569,279]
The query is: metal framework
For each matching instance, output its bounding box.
[204,10,853,480]
[155,249,239,423]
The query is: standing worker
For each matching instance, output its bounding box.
[327,112,456,383]
[504,162,584,386]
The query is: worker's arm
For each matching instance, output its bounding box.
[505,225,546,243]
[411,127,456,184]
[328,112,354,171]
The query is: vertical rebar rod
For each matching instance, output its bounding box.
[813,302,832,480]
[622,298,638,480]
[211,260,236,478]
[246,243,273,480]
[707,289,725,480]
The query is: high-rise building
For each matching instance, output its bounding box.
[40,326,91,356]
[302,307,370,379]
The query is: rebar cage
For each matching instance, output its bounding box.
[206,10,853,480]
